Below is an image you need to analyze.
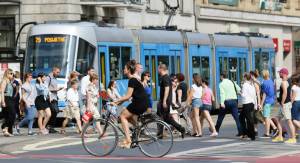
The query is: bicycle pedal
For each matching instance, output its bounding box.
[130,143,138,148]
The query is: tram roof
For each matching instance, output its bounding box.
[249,37,274,49]
[214,34,248,48]
[95,27,134,43]
[135,30,183,44]
[186,32,211,45]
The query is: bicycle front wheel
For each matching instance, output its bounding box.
[82,119,118,157]
[138,120,173,157]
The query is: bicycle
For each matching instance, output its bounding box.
[81,103,174,158]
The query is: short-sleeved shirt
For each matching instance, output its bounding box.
[177,82,188,102]
[67,88,79,107]
[202,87,213,105]
[159,74,172,105]
[126,78,148,115]
[292,85,300,101]
[45,73,58,101]
[261,79,275,105]
[22,82,37,106]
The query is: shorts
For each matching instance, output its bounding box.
[64,105,80,119]
[201,104,212,111]
[263,104,273,118]
[277,102,292,120]
[292,101,300,121]
[191,99,202,109]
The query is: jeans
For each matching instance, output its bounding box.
[19,105,37,132]
[215,99,242,134]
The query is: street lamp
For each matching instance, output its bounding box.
[15,21,37,57]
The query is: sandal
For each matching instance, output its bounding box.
[118,140,131,149]
[3,131,14,137]
[60,130,66,135]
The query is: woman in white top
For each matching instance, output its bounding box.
[107,80,121,116]
[107,80,121,101]
[291,76,300,130]
[240,73,257,140]
[188,73,203,137]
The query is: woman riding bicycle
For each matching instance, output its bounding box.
[112,60,149,149]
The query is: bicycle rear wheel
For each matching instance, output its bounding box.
[138,120,173,157]
[82,119,118,157]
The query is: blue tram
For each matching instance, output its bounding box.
[24,22,275,110]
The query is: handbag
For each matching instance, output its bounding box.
[254,110,264,123]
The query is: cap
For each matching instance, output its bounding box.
[278,68,289,75]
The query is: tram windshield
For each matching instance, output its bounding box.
[25,34,74,78]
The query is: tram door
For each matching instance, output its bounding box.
[99,46,107,89]
[98,45,132,96]
[253,50,274,79]
[216,53,247,102]
[143,49,182,100]
[218,56,247,85]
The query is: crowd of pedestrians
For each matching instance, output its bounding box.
[0,61,300,145]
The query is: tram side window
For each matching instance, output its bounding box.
[254,51,270,76]
[76,38,95,75]
[109,46,131,80]
[192,56,210,81]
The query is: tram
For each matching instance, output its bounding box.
[24,22,275,110]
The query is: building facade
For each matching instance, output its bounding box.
[1,0,300,75]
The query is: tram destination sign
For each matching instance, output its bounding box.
[208,0,238,6]
[34,36,66,43]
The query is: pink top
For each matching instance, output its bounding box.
[202,87,213,105]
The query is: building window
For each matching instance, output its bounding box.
[0,18,15,48]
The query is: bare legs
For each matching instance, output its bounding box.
[38,108,51,134]
[191,108,202,136]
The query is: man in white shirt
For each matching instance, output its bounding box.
[80,67,96,100]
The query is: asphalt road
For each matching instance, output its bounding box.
[1,116,300,163]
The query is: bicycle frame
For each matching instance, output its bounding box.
[101,105,161,147]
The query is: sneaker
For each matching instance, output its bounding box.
[272,136,284,142]
[28,132,37,136]
[261,134,271,138]
[284,138,297,144]
[210,132,218,137]
[271,129,279,137]
[15,128,20,135]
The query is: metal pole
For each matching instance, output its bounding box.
[15,21,37,56]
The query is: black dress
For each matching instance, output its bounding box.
[127,78,149,115]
